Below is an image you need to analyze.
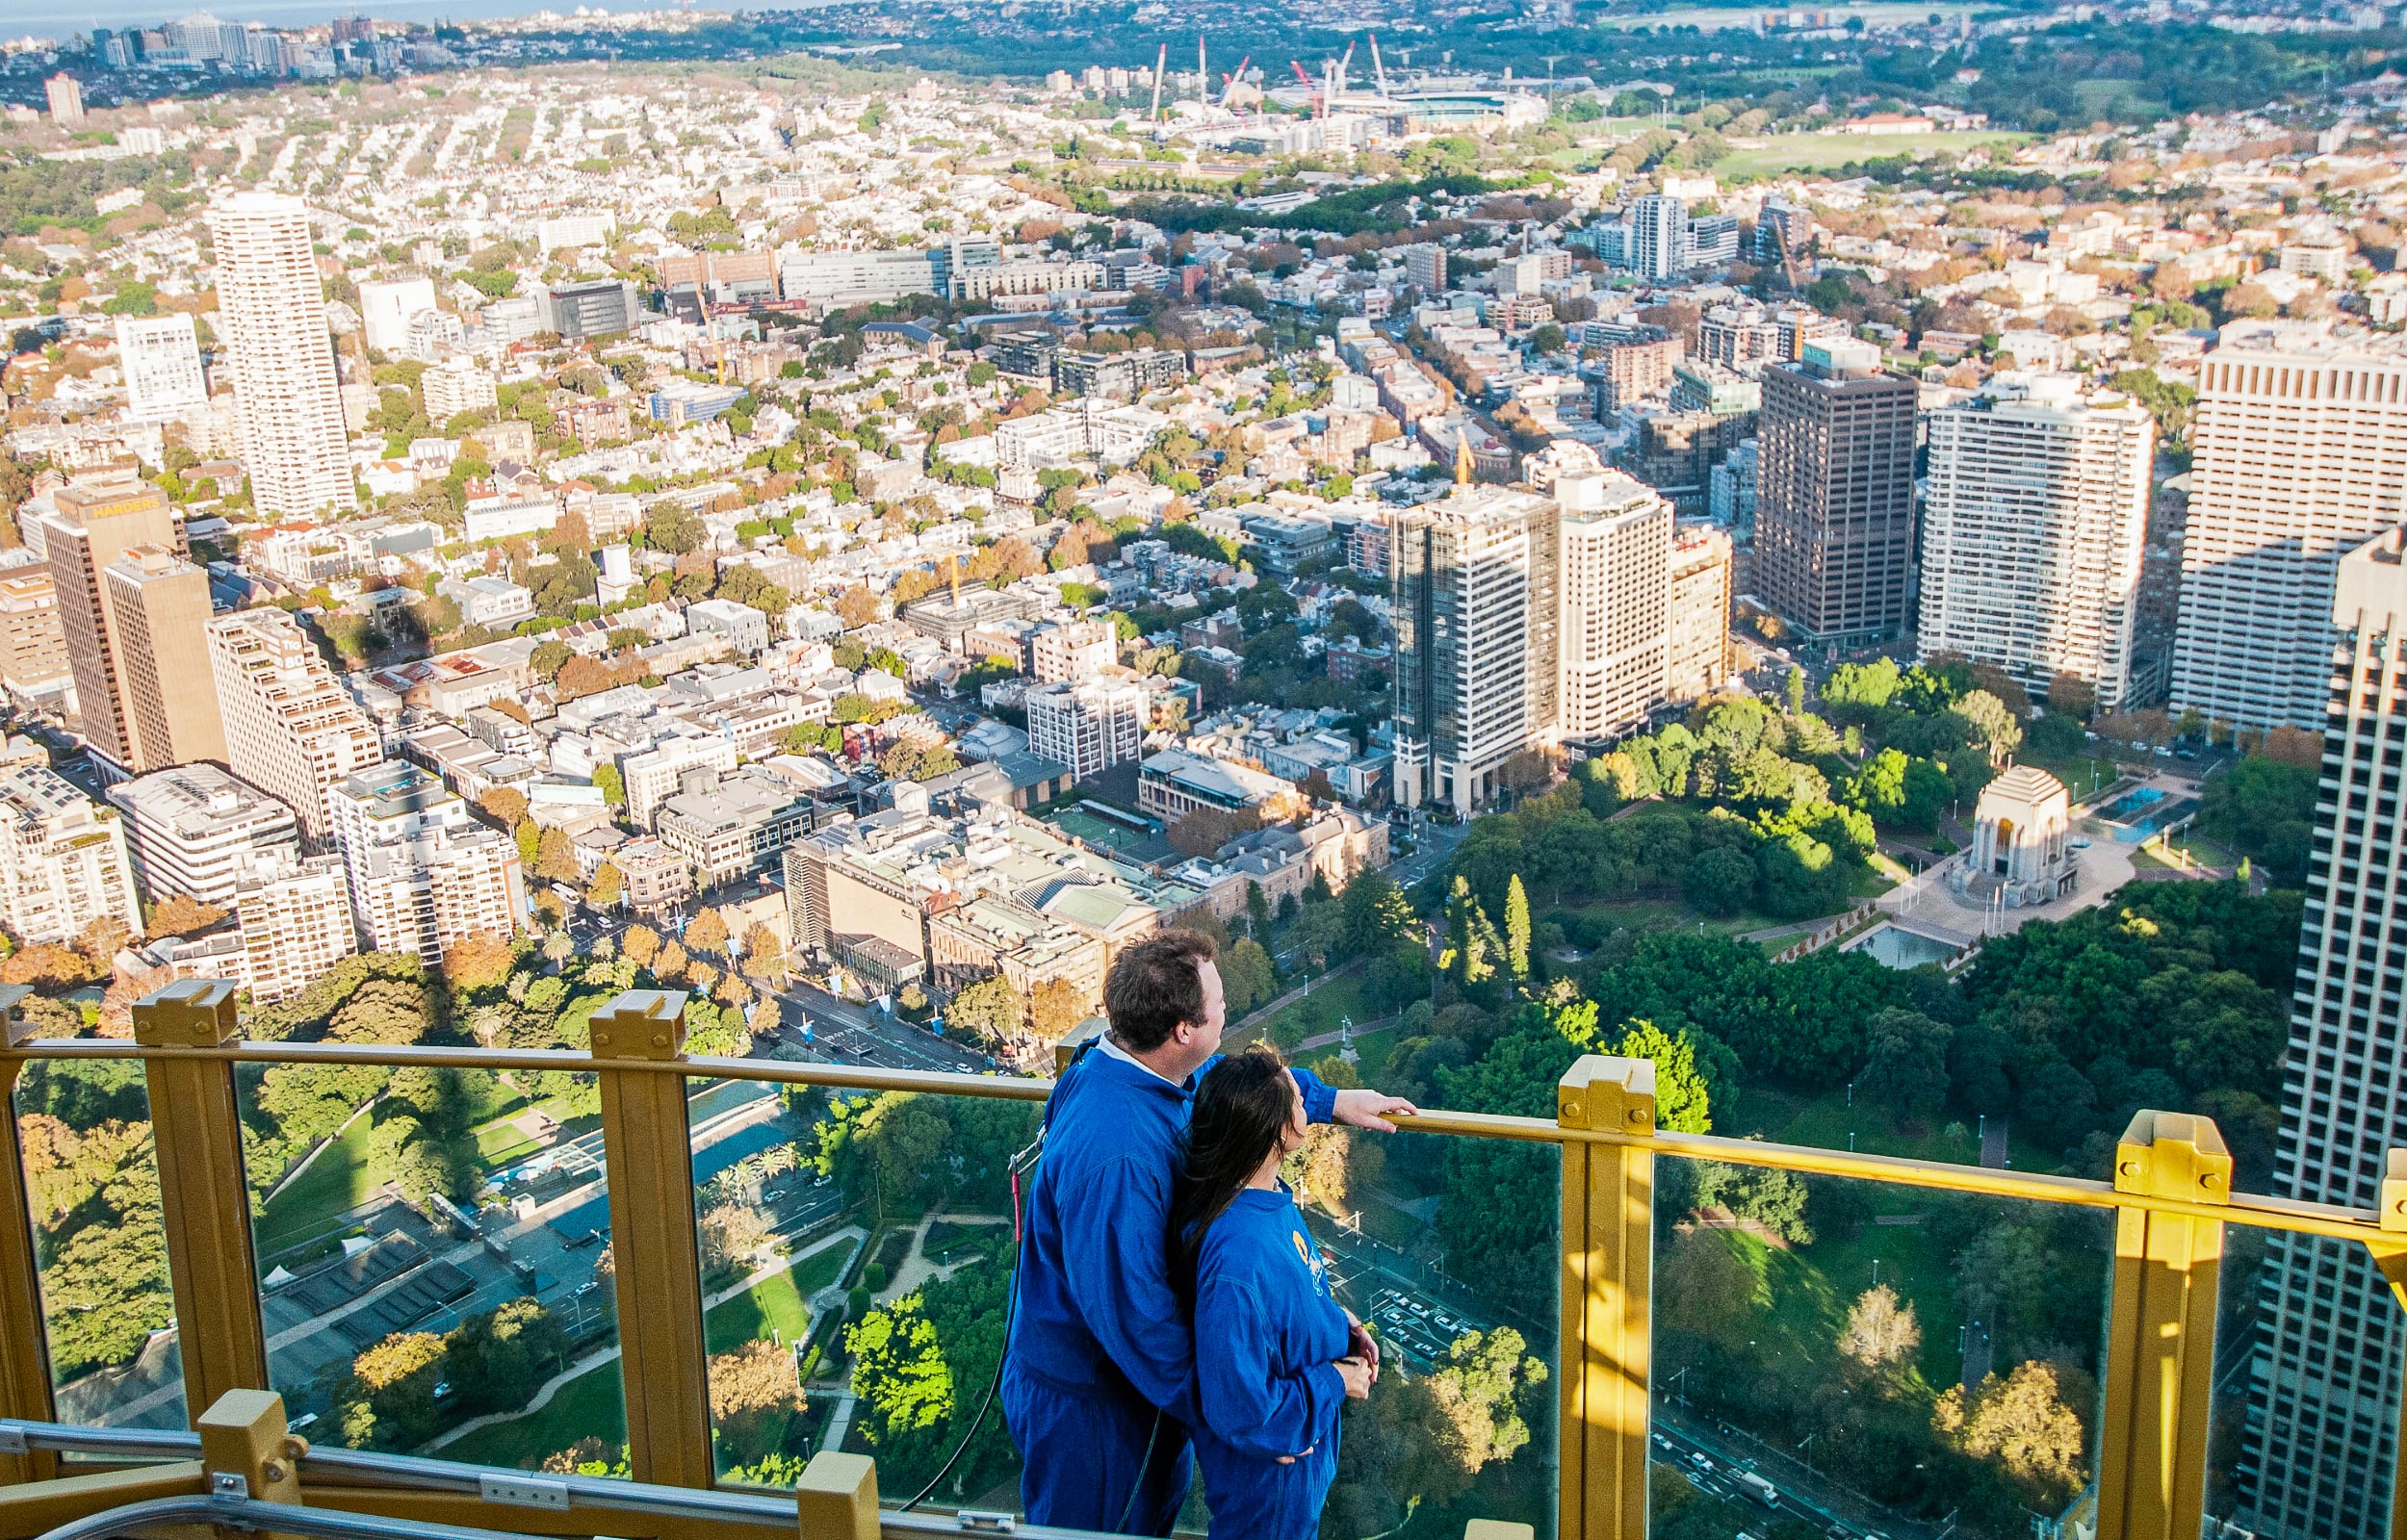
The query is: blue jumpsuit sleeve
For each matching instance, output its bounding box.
[1291,1065,1338,1126]
[1195,1274,1344,1461]
[1055,1152,1199,1425]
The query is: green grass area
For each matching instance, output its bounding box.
[257,1111,380,1258]
[1260,974,1368,1052]
[2023,748,2133,808]
[466,1360,626,1473]
[1711,130,2031,182]
[702,1245,848,1353]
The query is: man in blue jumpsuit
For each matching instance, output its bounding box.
[1001,930,1415,1534]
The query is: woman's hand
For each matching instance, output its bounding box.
[1346,1320,1380,1380]
[1335,1356,1374,1400]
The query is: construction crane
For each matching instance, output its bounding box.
[1220,54,1250,108]
[1368,32,1392,101]
[1289,57,1320,116]
[1332,38,1355,98]
[1150,42,1167,122]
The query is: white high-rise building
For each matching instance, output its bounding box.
[356,275,440,358]
[116,314,208,422]
[233,851,358,1005]
[1025,676,1147,781]
[2239,525,2407,1538]
[206,607,385,850]
[1918,373,2156,710]
[2173,321,2407,732]
[1627,194,1688,281]
[108,763,301,908]
[205,192,355,519]
[0,764,142,946]
[329,761,524,962]
[1551,449,1673,746]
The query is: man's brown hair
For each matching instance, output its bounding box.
[1104,929,1217,1051]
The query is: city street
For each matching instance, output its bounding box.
[772,979,1001,1074]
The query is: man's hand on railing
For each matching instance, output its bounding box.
[1331,1090,1419,1132]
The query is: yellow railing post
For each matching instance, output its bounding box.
[2364,1150,2407,1540]
[0,988,59,1484]
[1556,1054,1655,1540]
[793,1450,877,1540]
[131,980,269,1421]
[2095,1109,2229,1540]
[197,1388,302,1540]
[588,989,712,1488]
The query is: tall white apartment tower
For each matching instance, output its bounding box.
[1627,194,1688,281]
[116,314,209,422]
[205,607,384,850]
[204,192,355,520]
[1551,449,1673,745]
[2173,321,2407,732]
[1918,373,2156,710]
[2239,525,2407,1539]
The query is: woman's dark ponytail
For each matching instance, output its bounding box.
[1171,1044,1297,1292]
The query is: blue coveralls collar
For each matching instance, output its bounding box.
[1095,1030,1195,1091]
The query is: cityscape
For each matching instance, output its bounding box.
[0,0,2405,1538]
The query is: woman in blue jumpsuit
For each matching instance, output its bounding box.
[1174,1046,1375,1540]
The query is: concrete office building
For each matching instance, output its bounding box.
[116,314,209,421]
[357,276,439,358]
[206,193,354,519]
[2239,526,2407,1539]
[1025,676,1148,782]
[206,607,385,849]
[623,732,741,831]
[1669,525,1735,703]
[2173,322,2407,732]
[1393,454,1561,815]
[0,571,71,710]
[0,764,142,946]
[1553,452,1673,746]
[34,475,183,772]
[1754,338,1919,644]
[655,766,817,888]
[1919,374,2156,710]
[108,762,301,907]
[102,546,225,771]
[329,761,524,961]
[233,851,358,1005]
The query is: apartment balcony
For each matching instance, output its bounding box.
[1,983,2404,1540]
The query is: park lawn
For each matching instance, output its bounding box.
[1341,1025,1399,1079]
[469,1361,626,1473]
[703,1248,846,1353]
[1263,974,1369,1051]
[477,1117,541,1166]
[1711,130,2032,182]
[2021,747,2132,808]
[257,1111,379,1258]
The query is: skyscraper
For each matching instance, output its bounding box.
[2239,525,2407,1539]
[233,851,358,1005]
[1392,453,1560,816]
[33,475,182,772]
[1753,337,1919,645]
[0,571,71,712]
[1554,455,1672,747]
[1626,193,1688,281]
[1668,524,1734,704]
[205,192,355,519]
[205,606,384,850]
[1918,373,2156,709]
[2172,322,2407,732]
[116,314,210,422]
[101,545,225,771]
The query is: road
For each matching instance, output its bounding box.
[772,979,1000,1074]
[1653,1413,1937,1540]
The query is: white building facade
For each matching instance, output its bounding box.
[206,192,356,519]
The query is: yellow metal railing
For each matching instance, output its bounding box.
[0,979,2404,1540]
